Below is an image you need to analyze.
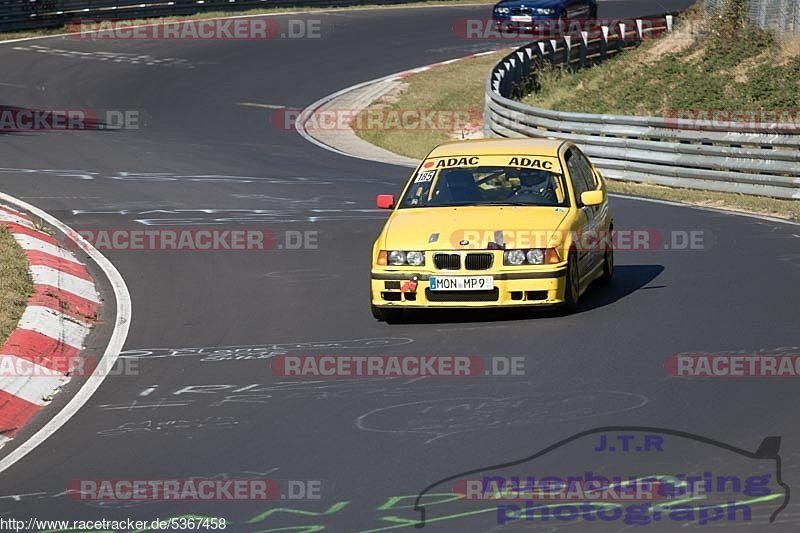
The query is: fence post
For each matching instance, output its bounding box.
[579,31,588,67]
[600,25,608,60]
[563,35,571,66]
[618,22,626,51]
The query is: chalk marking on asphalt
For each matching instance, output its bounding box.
[237,102,286,109]
[0,192,131,476]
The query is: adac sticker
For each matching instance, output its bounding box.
[414,170,436,183]
[423,156,480,169]
[508,156,555,170]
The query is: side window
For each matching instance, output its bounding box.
[573,150,598,190]
[565,150,589,204]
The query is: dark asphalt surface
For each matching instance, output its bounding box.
[1,1,800,531]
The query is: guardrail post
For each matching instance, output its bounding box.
[549,39,558,65]
[579,31,588,68]
[617,22,626,51]
[600,25,609,60]
[536,40,546,62]
[636,19,644,42]
[562,35,572,67]
[665,14,673,32]
[521,47,533,94]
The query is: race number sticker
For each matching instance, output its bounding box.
[415,170,436,183]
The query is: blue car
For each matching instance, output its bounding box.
[492,0,597,32]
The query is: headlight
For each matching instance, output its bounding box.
[504,250,526,266]
[406,251,425,266]
[505,249,551,265]
[385,251,425,266]
[495,6,510,14]
[535,7,555,15]
[526,249,545,265]
[388,251,406,266]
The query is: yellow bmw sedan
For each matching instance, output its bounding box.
[370,138,613,321]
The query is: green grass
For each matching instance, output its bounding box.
[0,225,33,346]
[353,51,506,159]
[0,0,495,41]
[522,1,800,115]
[607,180,800,222]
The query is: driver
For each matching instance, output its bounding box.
[512,169,555,201]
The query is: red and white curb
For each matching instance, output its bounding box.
[0,205,100,449]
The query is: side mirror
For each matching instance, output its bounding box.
[580,190,604,207]
[376,194,395,209]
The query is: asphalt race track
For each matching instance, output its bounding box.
[1,1,800,531]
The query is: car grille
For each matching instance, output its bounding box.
[434,253,461,270]
[510,6,531,15]
[465,253,493,271]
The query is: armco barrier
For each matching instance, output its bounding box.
[484,16,800,199]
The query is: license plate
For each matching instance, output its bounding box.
[510,15,533,22]
[429,276,494,291]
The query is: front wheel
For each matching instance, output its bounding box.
[560,251,580,314]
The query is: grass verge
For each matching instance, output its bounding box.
[522,1,800,115]
[354,51,507,159]
[353,44,800,222]
[0,0,494,42]
[0,224,33,346]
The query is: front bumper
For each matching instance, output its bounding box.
[492,15,556,33]
[370,266,567,308]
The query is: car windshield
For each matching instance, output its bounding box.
[398,165,568,208]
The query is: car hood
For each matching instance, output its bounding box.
[495,0,564,9]
[383,206,569,251]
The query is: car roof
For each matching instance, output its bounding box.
[426,138,565,158]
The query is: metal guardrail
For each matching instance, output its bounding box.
[0,0,417,32]
[484,16,800,199]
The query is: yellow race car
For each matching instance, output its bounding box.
[370,138,613,321]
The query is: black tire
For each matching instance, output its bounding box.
[598,239,614,285]
[371,304,403,323]
[561,250,580,314]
